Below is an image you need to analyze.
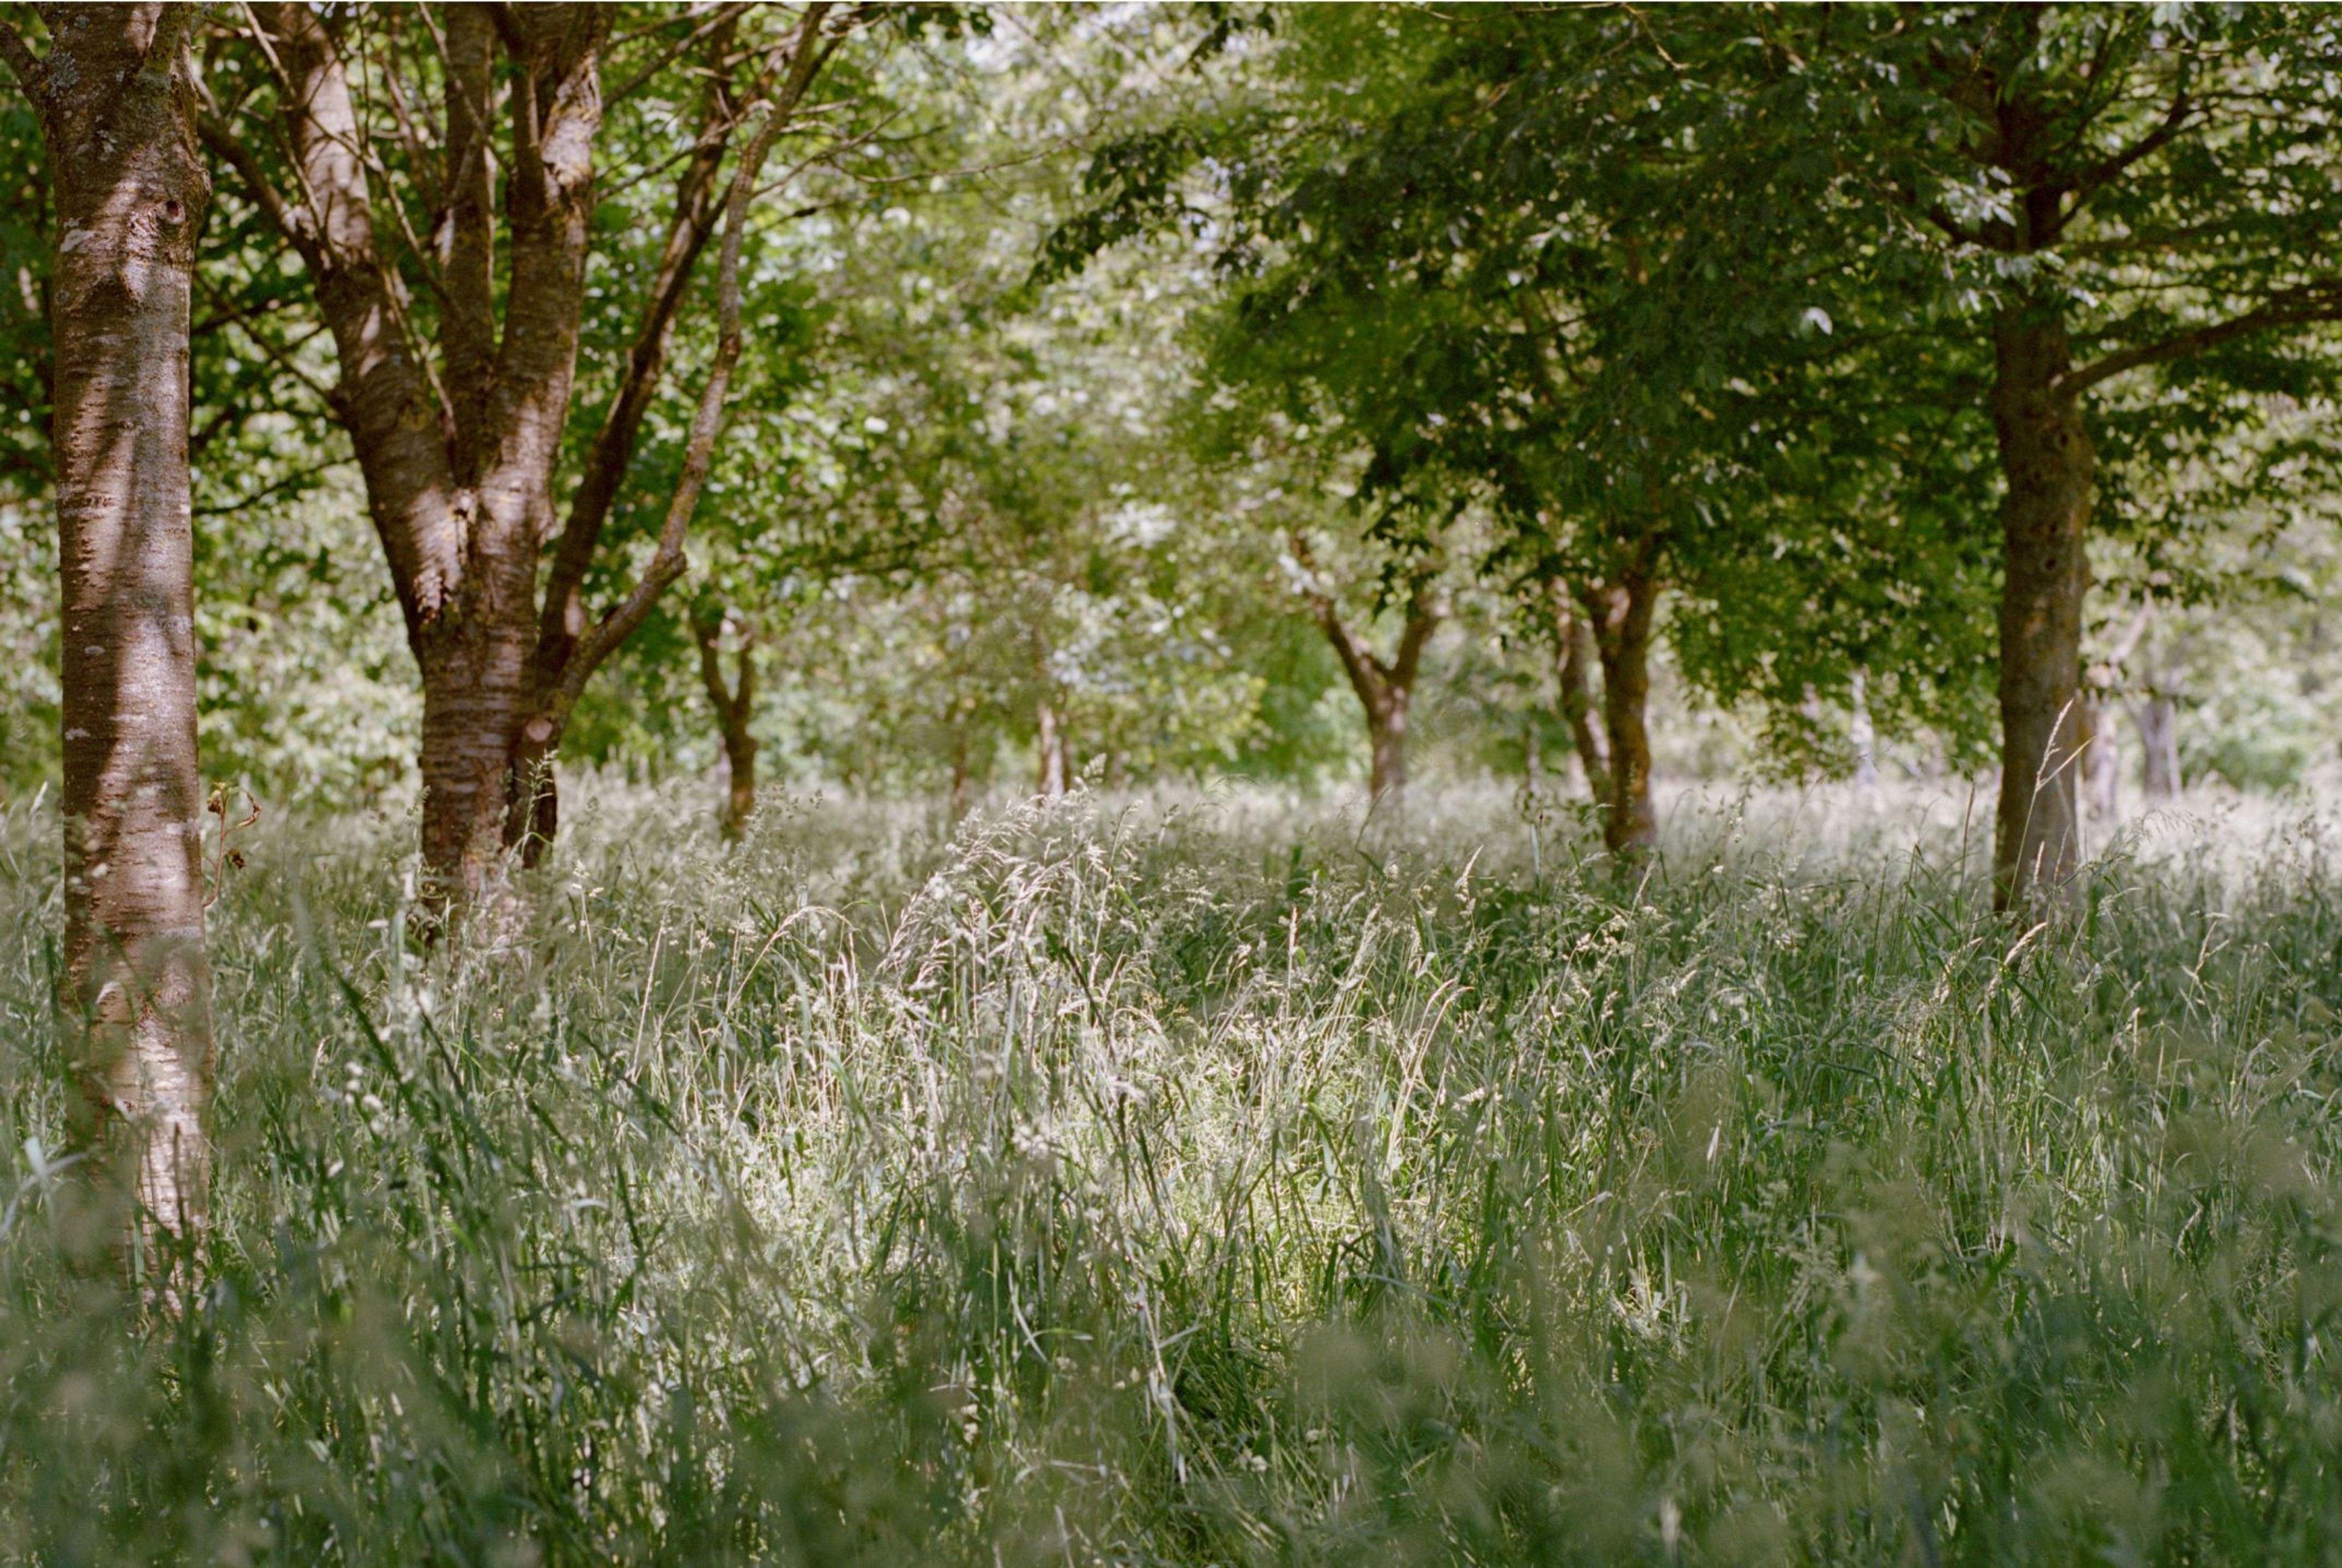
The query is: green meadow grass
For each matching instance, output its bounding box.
[5,779,2342,1565]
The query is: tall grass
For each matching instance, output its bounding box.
[5,779,2342,1564]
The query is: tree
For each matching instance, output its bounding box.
[1547,585,1610,805]
[1680,4,2342,903]
[198,2,855,915]
[1047,7,1997,856]
[659,7,1274,815]
[1,2,215,1262]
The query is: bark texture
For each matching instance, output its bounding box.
[1582,573,1660,857]
[1989,307,2094,908]
[694,612,759,840]
[12,2,216,1251]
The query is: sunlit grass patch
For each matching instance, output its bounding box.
[5,781,2342,1564]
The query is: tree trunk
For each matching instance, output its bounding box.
[1989,306,2096,909]
[1585,573,1660,857]
[694,612,757,841]
[421,626,537,909]
[2135,695,2179,800]
[1367,694,1409,801]
[1850,669,1880,794]
[1035,695,1066,798]
[2078,695,2118,822]
[15,3,217,1257]
[1553,586,1611,803]
[722,731,757,842]
[1306,579,1441,808]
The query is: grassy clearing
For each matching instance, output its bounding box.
[5,780,2342,1565]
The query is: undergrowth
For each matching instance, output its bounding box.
[5,781,2342,1565]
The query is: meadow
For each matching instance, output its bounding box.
[5,779,2342,1566]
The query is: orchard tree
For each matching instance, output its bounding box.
[1692,3,2342,903]
[1,2,215,1261]
[196,2,868,914]
[689,596,759,839]
[1050,5,1997,854]
[673,7,1267,812]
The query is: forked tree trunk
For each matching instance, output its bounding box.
[1583,573,1660,857]
[212,5,831,919]
[1552,585,1610,803]
[1989,306,2095,909]
[9,2,216,1256]
[1307,578,1441,808]
[693,612,758,841]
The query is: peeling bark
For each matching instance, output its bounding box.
[11,2,217,1259]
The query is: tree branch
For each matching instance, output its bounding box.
[551,11,826,723]
[1289,531,1386,714]
[243,0,465,632]
[607,0,755,106]
[537,15,740,574]
[438,1,496,476]
[138,3,199,90]
[2059,282,2342,394]
[531,12,745,700]
[693,610,756,725]
[0,19,45,112]
[198,112,315,257]
[2063,85,2194,223]
[1388,584,1447,695]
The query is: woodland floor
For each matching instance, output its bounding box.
[5,778,2342,1565]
